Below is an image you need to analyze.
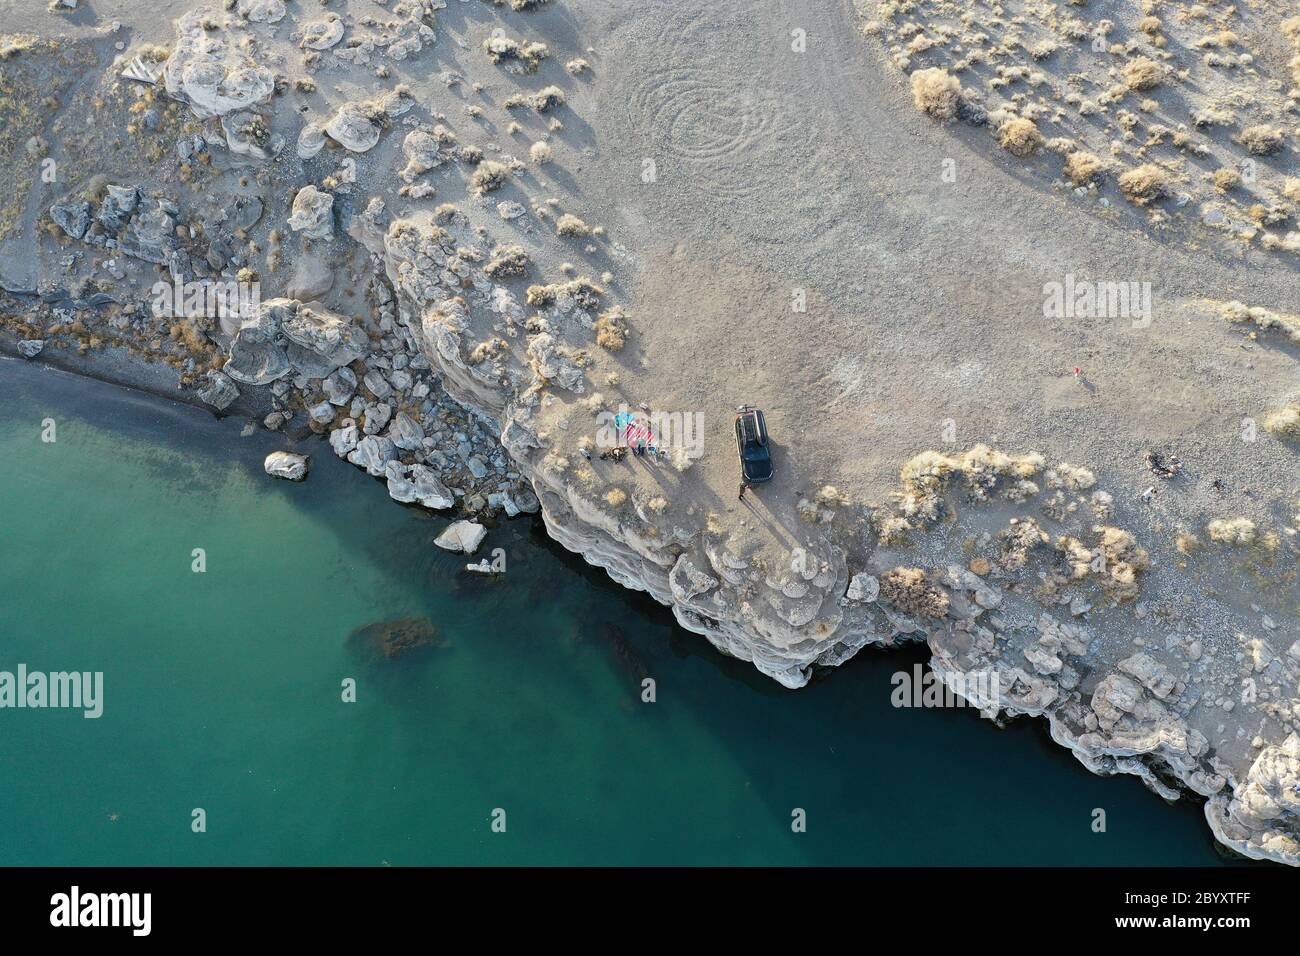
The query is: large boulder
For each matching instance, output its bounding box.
[49,198,91,240]
[195,370,240,410]
[435,520,486,554]
[526,333,584,392]
[287,254,334,301]
[287,185,334,239]
[282,306,366,375]
[324,102,380,152]
[236,0,285,23]
[845,573,879,603]
[224,318,290,386]
[386,412,425,451]
[264,451,309,481]
[297,123,327,160]
[408,465,454,509]
[301,14,345,51]
[96,184,139,231]
[163,12,276,118]
[119,199,177,264]
[347,435,397,476]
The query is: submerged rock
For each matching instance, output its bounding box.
[264,451,309,481]
[348,616,444,660]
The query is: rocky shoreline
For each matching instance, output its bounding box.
[1,0,1297,865]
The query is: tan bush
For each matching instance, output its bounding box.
[530,86,565,112]
[483,244,529,278]
[1206,517,1256,545]
[604,487,627,508]
[470,160,509,195]
[556,213,590,237]
[879,567,950,618]
[998,117,1043,157]
[1118,163,1169,205]
[529,141,553,165]
[910,67,961,120]
[1264,404,1300,440]
[1213,167,1241,192]
[1063,151,1104,186]
[593,307,627,351]
[1122,56,1163,91]
[1238,125,1285,156]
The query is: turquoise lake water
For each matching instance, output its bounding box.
[0,357,1234,865]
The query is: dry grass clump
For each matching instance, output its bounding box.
[1044,462,1095,491]
[1102,533,1149,601]
[1063,151,1104,186]
[529,141,553,165]
[1213,167,1242,192]
[530,86,566,112]
[593,307,627,350]
[1121,56,1164,91]
[483,244,530,279]
[879,567,950,619]
[565,58,589,75]
[1216,301,1300,346]
[604,487,627,508]
[895,444,1044,523]
[556,213,590,237]
[1237,125,1285,156]
[1264,404,1300,440]
[1206,517,1256,545]
[997,117,1043,158]
[526,276,604,309]
[1118,163,1169,205]
[482,35,549,72]
[470,160,509,195]
[910,67,962,120]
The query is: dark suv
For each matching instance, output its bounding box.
[734,406,773,483]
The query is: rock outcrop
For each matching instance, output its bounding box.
[264,451,309,481]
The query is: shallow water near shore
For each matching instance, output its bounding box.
[0,358,1232,865]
